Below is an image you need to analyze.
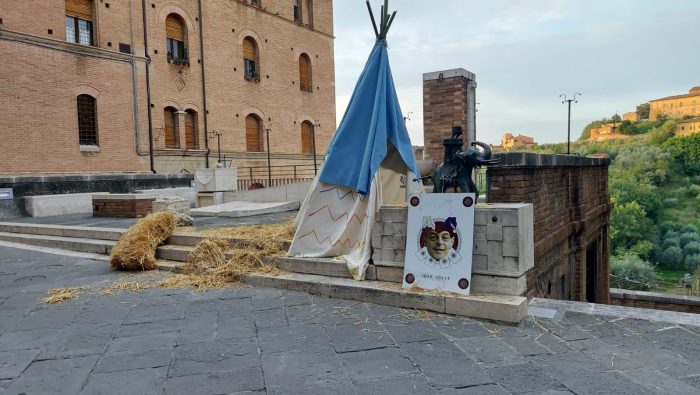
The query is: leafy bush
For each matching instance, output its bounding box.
[684,241,700,256]
[610,253,659,291]
[686,254,700,271]
[611,201,654,252]
[629,240,654,260]
[663,134,700,176]
[680,232,700,245]
[659,245,684,269]
[663,198,679,207]
[658,221,679,237]
[662,235,681,249]
[681,224,698,234]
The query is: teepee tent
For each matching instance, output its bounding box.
[288,0,421,279]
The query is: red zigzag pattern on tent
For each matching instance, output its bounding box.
[298,230,365,248]
[308,205,369,225]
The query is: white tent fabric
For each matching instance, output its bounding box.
[288,148,421,280]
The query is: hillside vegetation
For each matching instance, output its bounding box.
[525,118,700,293]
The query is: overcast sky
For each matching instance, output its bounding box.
[331,0,700,146]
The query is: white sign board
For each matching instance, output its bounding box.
[402,193,475,295]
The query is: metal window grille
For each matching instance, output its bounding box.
[244,59,257,79]
[77,95,98,145]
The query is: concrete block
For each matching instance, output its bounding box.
[503,257,519,273]
[474,210,488,226]
[375,266,403,283]
[472,254,488,271]
[391,236,406,249]
[223,180,312,204]
[381,235,393,248]
[487,241,503,257]
[394,222,407,236]
[445,293,527,324]
[380,207,407,222]
[194,168,237,192]
[380,248,393,263]
[503,242,519,257]
[501,210,519,226]
[471,273,527,296]
[473,240,487,255]
[502,226,519,242]
[474,225,487,241]
[486,224,503,241]
[371,234,381,249]
[24,192,109,217]
[392,249,405,263]
[197,192,225,208]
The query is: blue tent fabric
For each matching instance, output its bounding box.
[319,42,420,195]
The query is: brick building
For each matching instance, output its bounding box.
[0,0,335,178]
[588,122,631,142]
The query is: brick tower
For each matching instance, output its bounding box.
[422,68,477,164]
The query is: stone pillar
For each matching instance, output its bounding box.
[422,68,476,165]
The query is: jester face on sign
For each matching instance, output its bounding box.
[417,217,462,268]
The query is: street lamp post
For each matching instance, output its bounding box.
[312,121,319,175]
[560,93,581,155]
[265,127,272,187]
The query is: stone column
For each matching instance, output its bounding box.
[176,111,186,149]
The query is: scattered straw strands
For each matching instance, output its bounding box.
[158,221,295,291]
[97,279,153,295]
[109,212,176,271]
[42,287,84,304]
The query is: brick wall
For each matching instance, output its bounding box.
[487,153,612,303]
[0,0,335,175]
[422,68,476,165]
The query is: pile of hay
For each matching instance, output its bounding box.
[109,212,176,271]
[158,221,294,291]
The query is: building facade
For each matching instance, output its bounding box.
[500,133,534,151]
[0,0,335,179]
[588,123,631,142]
[648,86,700,121]
[676,117,700,137]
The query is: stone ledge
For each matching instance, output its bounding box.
[491,152,610,168]
[610,288,700,307]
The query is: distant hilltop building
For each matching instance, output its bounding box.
[676,117,700,137]
[494,133,535,152]
[589,123,632,142]
[649,86,700,121]
[623,112,639,122]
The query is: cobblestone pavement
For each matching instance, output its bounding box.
[2,245,700,395]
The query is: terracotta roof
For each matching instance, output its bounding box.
[678,116,700,123]
[649,91,700,102]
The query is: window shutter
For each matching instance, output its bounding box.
[66,0,93,20]
[246,115,262,152]
[164,108,178,148]
[299,55,310,92]
[166,15,185,41]
[185,111,198,149]
[301,121,313,153]
[242,38,256,60]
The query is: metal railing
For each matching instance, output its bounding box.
[237,163,319,190]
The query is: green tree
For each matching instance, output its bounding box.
[636,103,650,120]
[663,134,700,176]
[610,253,659,291]
[611,201,654,253]
[618,120,640,135]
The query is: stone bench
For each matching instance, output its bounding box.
[93,194,156,218]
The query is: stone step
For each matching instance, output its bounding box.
[0,232,115,255]
[0,222,125,241]
[274,257,526,296]
[240,272,527,324]
[149,260,526,323]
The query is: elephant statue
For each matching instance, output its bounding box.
[427,138,501,200]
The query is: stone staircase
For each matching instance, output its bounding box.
[0,221,528,323]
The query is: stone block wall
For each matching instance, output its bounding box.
[487,153,612,303]
[610,288,700,314]
[371,203,534,296]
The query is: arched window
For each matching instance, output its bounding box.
[301,121,314,154]
[242,37,259,81]
[166,14,187,63]
[65,0,93,45]
[299,54,312,93]
[245,114,263,152]
[77,94,98,145]
[185,109,198,149]
[164,107,179,148]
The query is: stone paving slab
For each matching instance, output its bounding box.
[2,244,700,394]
